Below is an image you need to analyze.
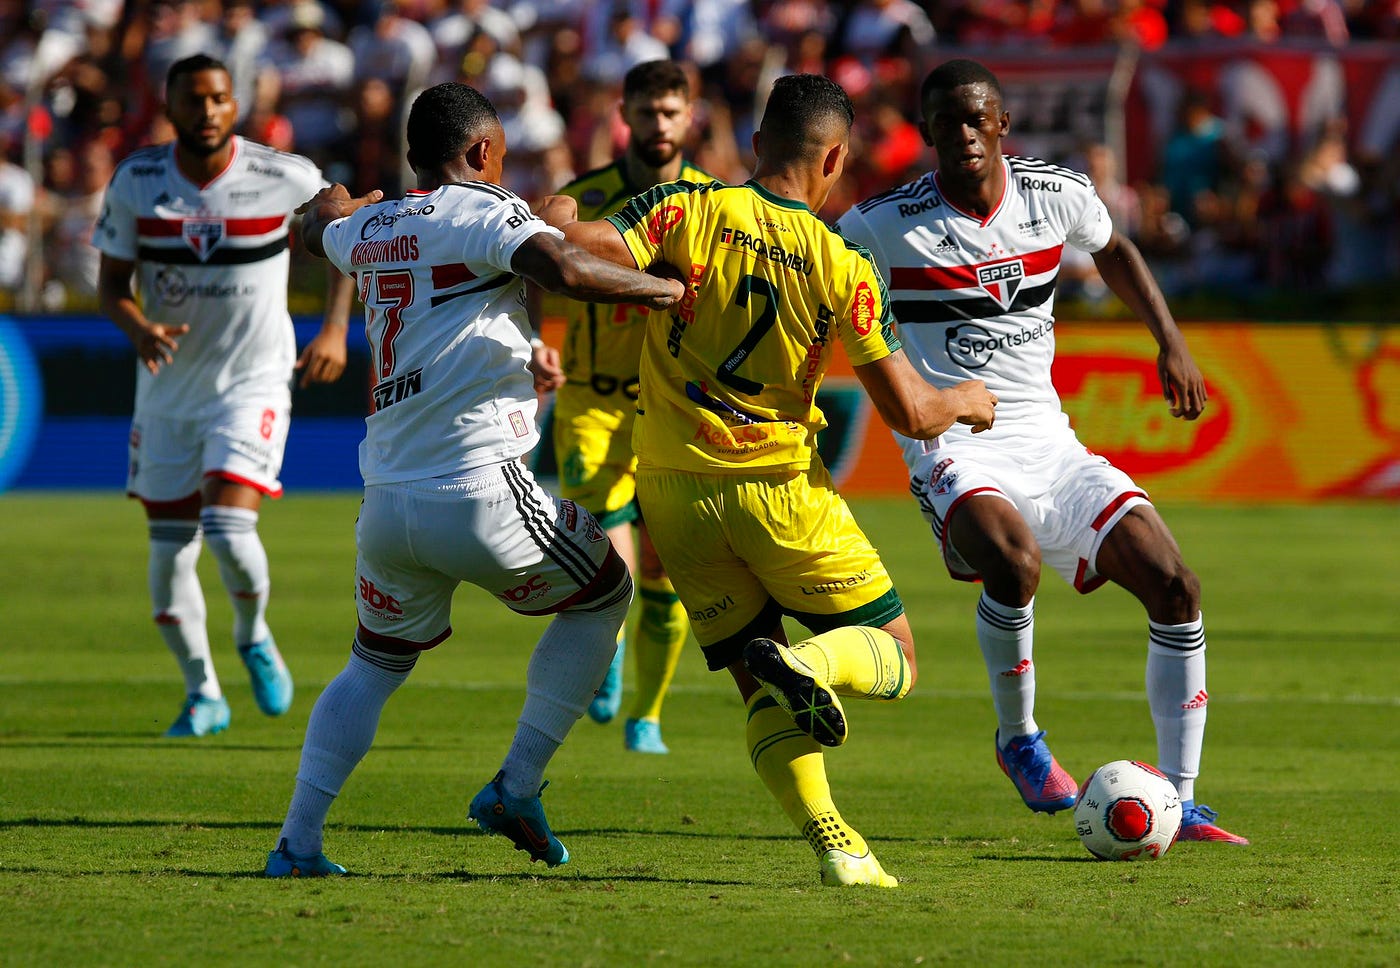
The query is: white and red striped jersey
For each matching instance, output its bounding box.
[319,181,563,485]
[836,156,1112,434]
[93,136,327,416]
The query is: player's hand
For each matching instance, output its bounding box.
[134,322,190,375]
[535,194,578,228]
[296,184,384,220]
[951,379,998,433]
[528,339,565,393]
[1158,344,1207,420]
[294,328,348,387]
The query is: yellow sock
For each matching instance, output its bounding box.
[627,577,689,722]
[745,692,870,858]
[788,626,911,701]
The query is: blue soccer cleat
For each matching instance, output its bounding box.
[624,717,669,754]
[587,641,624,724]
[164,694,231,737]
[264,838,347,877]
[1178,800,1249,845]
[743,637,847,747]
[239,636,293,717]
[468,771,569,867]
[995,729,1078,814]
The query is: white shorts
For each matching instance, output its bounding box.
[907,417,1149,593]
[127,393,291,502]
[354,459,628,650]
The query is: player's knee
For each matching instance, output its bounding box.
[1146,562,1200,623]
[982,538,1040,603]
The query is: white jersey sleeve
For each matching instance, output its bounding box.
[321,182,564,485]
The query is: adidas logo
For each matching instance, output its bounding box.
[1181,689,1209,709]
[933,235,958,252]
[1000,659,1033,678]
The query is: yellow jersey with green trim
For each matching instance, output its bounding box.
[606,179,901,474]
[557,159,717,387]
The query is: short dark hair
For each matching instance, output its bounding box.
[406,82,500,170]
[758,74,854,162]
[921,59,1003,107]
[167,53,230,90]
[623,60,690,103]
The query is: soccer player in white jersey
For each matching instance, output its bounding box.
[94,54,357,739]
[262,81,685,877]
[836,59,1247,845]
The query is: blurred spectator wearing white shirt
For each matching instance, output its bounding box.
[348,0,436,97]
[267,2,355,161]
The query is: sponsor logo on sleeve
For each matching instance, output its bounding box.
[646,205,684,244]
[852,281,875,336]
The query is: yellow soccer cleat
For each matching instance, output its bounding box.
[819,848,898,888]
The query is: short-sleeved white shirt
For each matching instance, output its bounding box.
[93,136,327,417]
[837,155,1112,462]
[319,181,564,485]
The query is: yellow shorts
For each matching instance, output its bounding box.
[552,383,639,529]
[636,460,903,671]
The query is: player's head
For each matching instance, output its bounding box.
[621,60,693,170]
[753,74,854,207]
[406,82,505,184]
[919,59,1008,184]
[164,54,237,158]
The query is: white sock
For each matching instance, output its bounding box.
[200,505,271,646]
[500,575,632,799]
[1146,614,1207,802]
[977,592,1038,741]
[148,520,219,699]
[278,639,417,856]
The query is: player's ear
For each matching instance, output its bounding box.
[822,141,845,178]
[465,136,490,173]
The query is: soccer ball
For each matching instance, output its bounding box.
[1073,760,1182,861]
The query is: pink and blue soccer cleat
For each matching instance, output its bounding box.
[1177,801,1249,844]
[995,729,1079,814]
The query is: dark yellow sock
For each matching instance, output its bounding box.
[788,626,912,701]
[745,692,870,858]
[627,577,688,722]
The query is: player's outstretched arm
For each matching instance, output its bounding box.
[297,184,384,258]
[855,350,997,438]
[512,232,683,310]
[98,253,189,375]
[1091,231,1207,420]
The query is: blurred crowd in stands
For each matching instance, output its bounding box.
[1,0,1397,311]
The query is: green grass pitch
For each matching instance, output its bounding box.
[1,493,1396,966]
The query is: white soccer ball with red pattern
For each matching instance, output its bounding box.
[1074,760,1182,861]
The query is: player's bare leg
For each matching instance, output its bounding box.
[1096,507,1247,844]
[949,495,1077,812]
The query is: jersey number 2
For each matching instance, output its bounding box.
[718,274,778,395]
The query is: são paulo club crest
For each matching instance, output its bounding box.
[182,219,226,261]
[976,258,1024,309]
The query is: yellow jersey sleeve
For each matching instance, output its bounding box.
[606,180,901,474]
[556,161,717,387]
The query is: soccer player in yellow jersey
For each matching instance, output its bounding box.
[539,74,998,887]
[539,61,717,753]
